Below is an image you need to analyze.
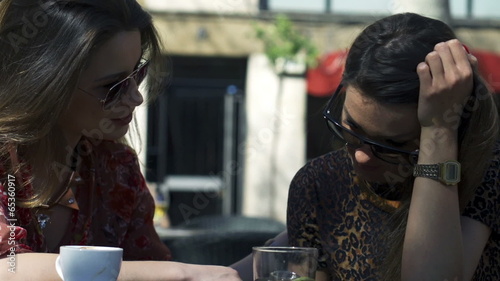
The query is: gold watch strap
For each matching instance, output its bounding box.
[413,161,461,185]
[413,164,440,180]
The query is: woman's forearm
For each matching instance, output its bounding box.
[1,253,61,281]
[1,253,185,281]
[402,127,463,281]
[1,252,240,281]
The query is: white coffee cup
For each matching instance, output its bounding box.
[55,246,123,281]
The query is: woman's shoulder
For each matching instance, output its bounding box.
[471,139,499,189]
[493,139,500,159]
[300,148,351,176]
[462,139,500,232]
[81,138,148,195]
[291,148,352,188]
[484,139,500,183]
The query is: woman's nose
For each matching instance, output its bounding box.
[123,79,144,107]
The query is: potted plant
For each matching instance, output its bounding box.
[254,14,318,75]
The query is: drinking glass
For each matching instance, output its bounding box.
[253,246,318,281]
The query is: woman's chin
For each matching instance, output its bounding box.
[356,171,387,183]
[101,126,129,141]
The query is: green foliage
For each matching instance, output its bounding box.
[254,14,318,69]
[294,277,315,281]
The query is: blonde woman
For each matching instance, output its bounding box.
[287,13,499,280]
[0,0,240,280]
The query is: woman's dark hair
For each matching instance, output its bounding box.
[344,13,456,104]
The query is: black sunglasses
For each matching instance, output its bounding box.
[80,60,149,110]
[323,84,419,165]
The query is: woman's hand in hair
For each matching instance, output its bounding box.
[416,39,474,132]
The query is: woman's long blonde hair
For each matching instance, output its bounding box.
[0,0,167,207]
[342,13,499,280]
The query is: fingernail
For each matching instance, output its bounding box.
[417,62,428,70]
[462,44,470,54]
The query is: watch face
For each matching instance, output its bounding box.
[443,162,461,184]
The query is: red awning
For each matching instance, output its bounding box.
[307,49,500,96]
[471,49,500,93]
[306,50,347,97]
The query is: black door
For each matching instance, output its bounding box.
[146,55,247,225]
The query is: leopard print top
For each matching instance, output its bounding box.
[287,141,499,280]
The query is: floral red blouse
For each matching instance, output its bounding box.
[0,138,172,261]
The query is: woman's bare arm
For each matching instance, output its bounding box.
[402,39,489,281]
[0,252,241,281]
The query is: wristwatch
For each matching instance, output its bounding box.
[413,161,461,185]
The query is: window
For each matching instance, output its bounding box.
[451,0,500,19]
[265,0,500,20]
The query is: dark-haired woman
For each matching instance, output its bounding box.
[287,13,499,281]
